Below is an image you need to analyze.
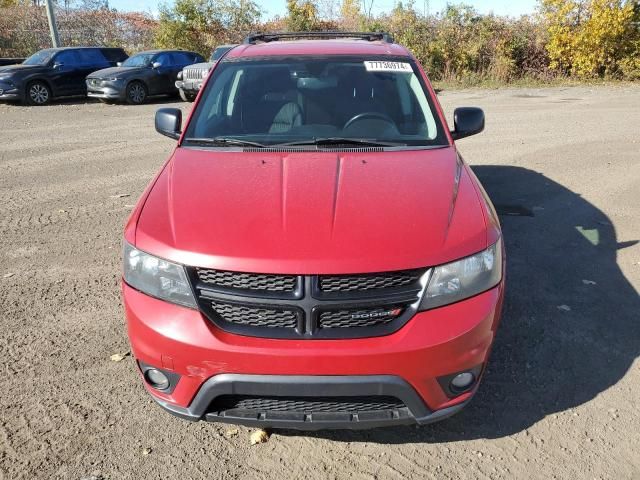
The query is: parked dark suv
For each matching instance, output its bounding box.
[0,47,127,105]
[86,50,204,104]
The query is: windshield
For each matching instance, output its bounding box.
[209,46,233,62]
[23,49,55,66]
[122,53,154,67]
[184,57,448,147]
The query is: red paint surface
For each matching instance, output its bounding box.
[123,38,505,417]
[135,147,488,274]
[125,282,504,412]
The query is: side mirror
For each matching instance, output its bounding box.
[152,61,162,69]
[116,61,122,67]
[53,62,64,70]
[155,108,182,140]
[451,107,484,141]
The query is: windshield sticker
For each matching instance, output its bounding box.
[364,61,413,73]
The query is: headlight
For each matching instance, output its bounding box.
[123,242,196,308]
[419,241,502,310]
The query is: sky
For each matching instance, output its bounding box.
[111,0,539,20]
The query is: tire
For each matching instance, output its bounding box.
[179,89,195,102]
[26,81,52,106]
[126,81,147,105]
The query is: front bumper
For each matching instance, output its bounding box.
[86,81,124,100]
[124,282,504,429]
[0,82,21,100]
[152,373,475,430]
[175,79,202,94]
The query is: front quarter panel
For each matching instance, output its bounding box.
[463,159,502,246]
[124,152,175,245]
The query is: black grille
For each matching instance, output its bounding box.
[319,270,423,293]
[210,395,405,414]
[190,267,427,339]
[211,301,298,329]
[197,268,297,292]
[319,306,404,329]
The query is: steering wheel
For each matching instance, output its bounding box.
[343,112,395,130]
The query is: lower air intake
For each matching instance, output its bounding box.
[209,395,406,414]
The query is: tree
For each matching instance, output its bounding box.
[155,0,261,55]
[361,0,374,22]
[286,0,319,31]
[78,0,109,9]
[540,0,638,77]
[340,0,361,29]
[316,0,341,20]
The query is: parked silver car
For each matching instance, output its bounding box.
[175,45,235,102]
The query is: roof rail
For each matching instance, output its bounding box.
[243,31,394,45]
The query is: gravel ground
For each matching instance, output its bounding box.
[0,85,639,480]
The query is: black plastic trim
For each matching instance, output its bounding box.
[147,373,474,430]
[187,269,431,339]
[244,31,394,45]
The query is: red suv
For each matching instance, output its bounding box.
[122,32,505,430]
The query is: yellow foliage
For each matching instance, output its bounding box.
[542,0,638,77]
[340,0,361,29]
[287,0,319,31]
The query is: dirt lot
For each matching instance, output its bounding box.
[0,85,639,480]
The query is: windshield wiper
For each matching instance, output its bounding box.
[277,137,406,147]
[184,137,267,148]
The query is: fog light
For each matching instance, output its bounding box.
[450,372,475,392]
[145,368,170,390]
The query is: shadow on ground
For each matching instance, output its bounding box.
[281,165,640,443]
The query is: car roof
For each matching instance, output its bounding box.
[134,49,198,55]
[226,39,411,59]
[46,46,123,51]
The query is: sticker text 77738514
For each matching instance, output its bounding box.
[364,61,413,73]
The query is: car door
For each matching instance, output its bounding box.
[77,49,110,91]
[49,50,83,96]
[147,53,176,95]
[174,51,199,69]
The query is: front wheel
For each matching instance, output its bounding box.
[126,81,147,105]
[26,81,52,106]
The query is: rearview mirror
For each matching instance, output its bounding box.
[451,107,484,140]
[152,61,162,69]
[155,108,182,140]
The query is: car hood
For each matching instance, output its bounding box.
[183,62,215,71]
[0,64,46,76]
[88,66,145,79]
[135,147,488,274]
